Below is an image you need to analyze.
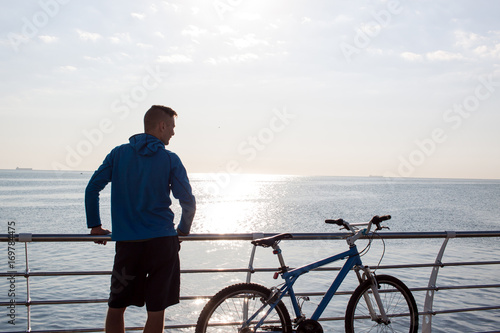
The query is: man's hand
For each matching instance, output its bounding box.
[90,225,111,245]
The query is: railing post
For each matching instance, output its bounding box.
[246,233,263,283]
[19,233,32,332]
[422,231,456,333]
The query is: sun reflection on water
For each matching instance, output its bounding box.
[191,173,297,233]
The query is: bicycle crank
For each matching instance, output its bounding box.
[297,319,323,333]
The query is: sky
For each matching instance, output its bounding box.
[1,0,500,179]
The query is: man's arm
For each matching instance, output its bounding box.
[170,154,196,236]
[85,152,114,229]
[177,199,196,236]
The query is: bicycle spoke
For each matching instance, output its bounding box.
[346,275,418,333]
[196,284,291,332]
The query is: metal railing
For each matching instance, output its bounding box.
[1,231,500,333]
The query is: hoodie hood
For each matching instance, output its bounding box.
[129,133,165,156]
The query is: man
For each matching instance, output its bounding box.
[85,105,196,333]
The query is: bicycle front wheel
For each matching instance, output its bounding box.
[345,274,418,333]
[195,283,292,333]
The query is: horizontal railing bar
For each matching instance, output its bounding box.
[421,305,500,315]
[16,305,500,333]
[0,322,197,333]
[3,304,500,333]
[373,260,500,270]
[2,230,500,242]
[0,271,112,277]
[0,299,108,306]
[3,283,500,307]
[2,260,499,278]
[417,284,500,292]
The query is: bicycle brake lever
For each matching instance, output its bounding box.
[374,225,390,231]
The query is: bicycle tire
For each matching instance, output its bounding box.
[345,274,418,333]
[195,283,292,333]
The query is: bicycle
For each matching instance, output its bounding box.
[195,215,419,332]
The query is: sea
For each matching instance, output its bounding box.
[0,169,499,332]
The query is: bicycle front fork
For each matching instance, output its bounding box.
[354,266,390,325]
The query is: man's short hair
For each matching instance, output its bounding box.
[144,105,177,132]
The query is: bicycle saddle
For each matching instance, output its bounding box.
[251,233,293,248]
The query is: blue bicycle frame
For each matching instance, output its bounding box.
[284,245,362,320]
[251,244,363,329]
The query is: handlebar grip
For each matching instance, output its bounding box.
[378,215,391,222]
[325,218,345,226]
[372,215,391,230]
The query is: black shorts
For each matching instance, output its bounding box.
[108,236,180,312]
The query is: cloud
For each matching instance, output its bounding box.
[83,56,113,63]
[162,1,180,12]
[157,54,193,63]
[229,34,268,49]
[205,53,259,65]
[76,29,102,42]
[333,14,353,24]
[109,33,131,44]
[218,25,236,35]
[401,30,500,63]
[131,12,146,20]
[455,30,484,49]
[234,12,262,21]
[136,43,153,48]
[401,51,423,62]
[181,25,207,38]
[58,65,77,72]
[454,30,500,59]
[150,4,159,13]
[474,43,500,58]
[39,35,58,43]
[191,6,200,15]
[426,50,465,61]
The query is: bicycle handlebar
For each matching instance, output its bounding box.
[325,215,391,232]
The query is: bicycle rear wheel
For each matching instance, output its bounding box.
[345,274,418,333]
[195,283,292,332]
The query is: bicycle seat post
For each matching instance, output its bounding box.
[272,243,288,273]
[251,233,293,274]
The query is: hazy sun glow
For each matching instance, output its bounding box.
[193,174,296,233]
[1,1,499,179]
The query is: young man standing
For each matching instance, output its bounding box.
[85,105,196,333]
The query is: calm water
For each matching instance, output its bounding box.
[1,169,499,332]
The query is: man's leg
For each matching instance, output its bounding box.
[144,310,165,333]
[105,307,126,333]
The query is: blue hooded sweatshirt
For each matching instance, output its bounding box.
[85,133,196,241]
